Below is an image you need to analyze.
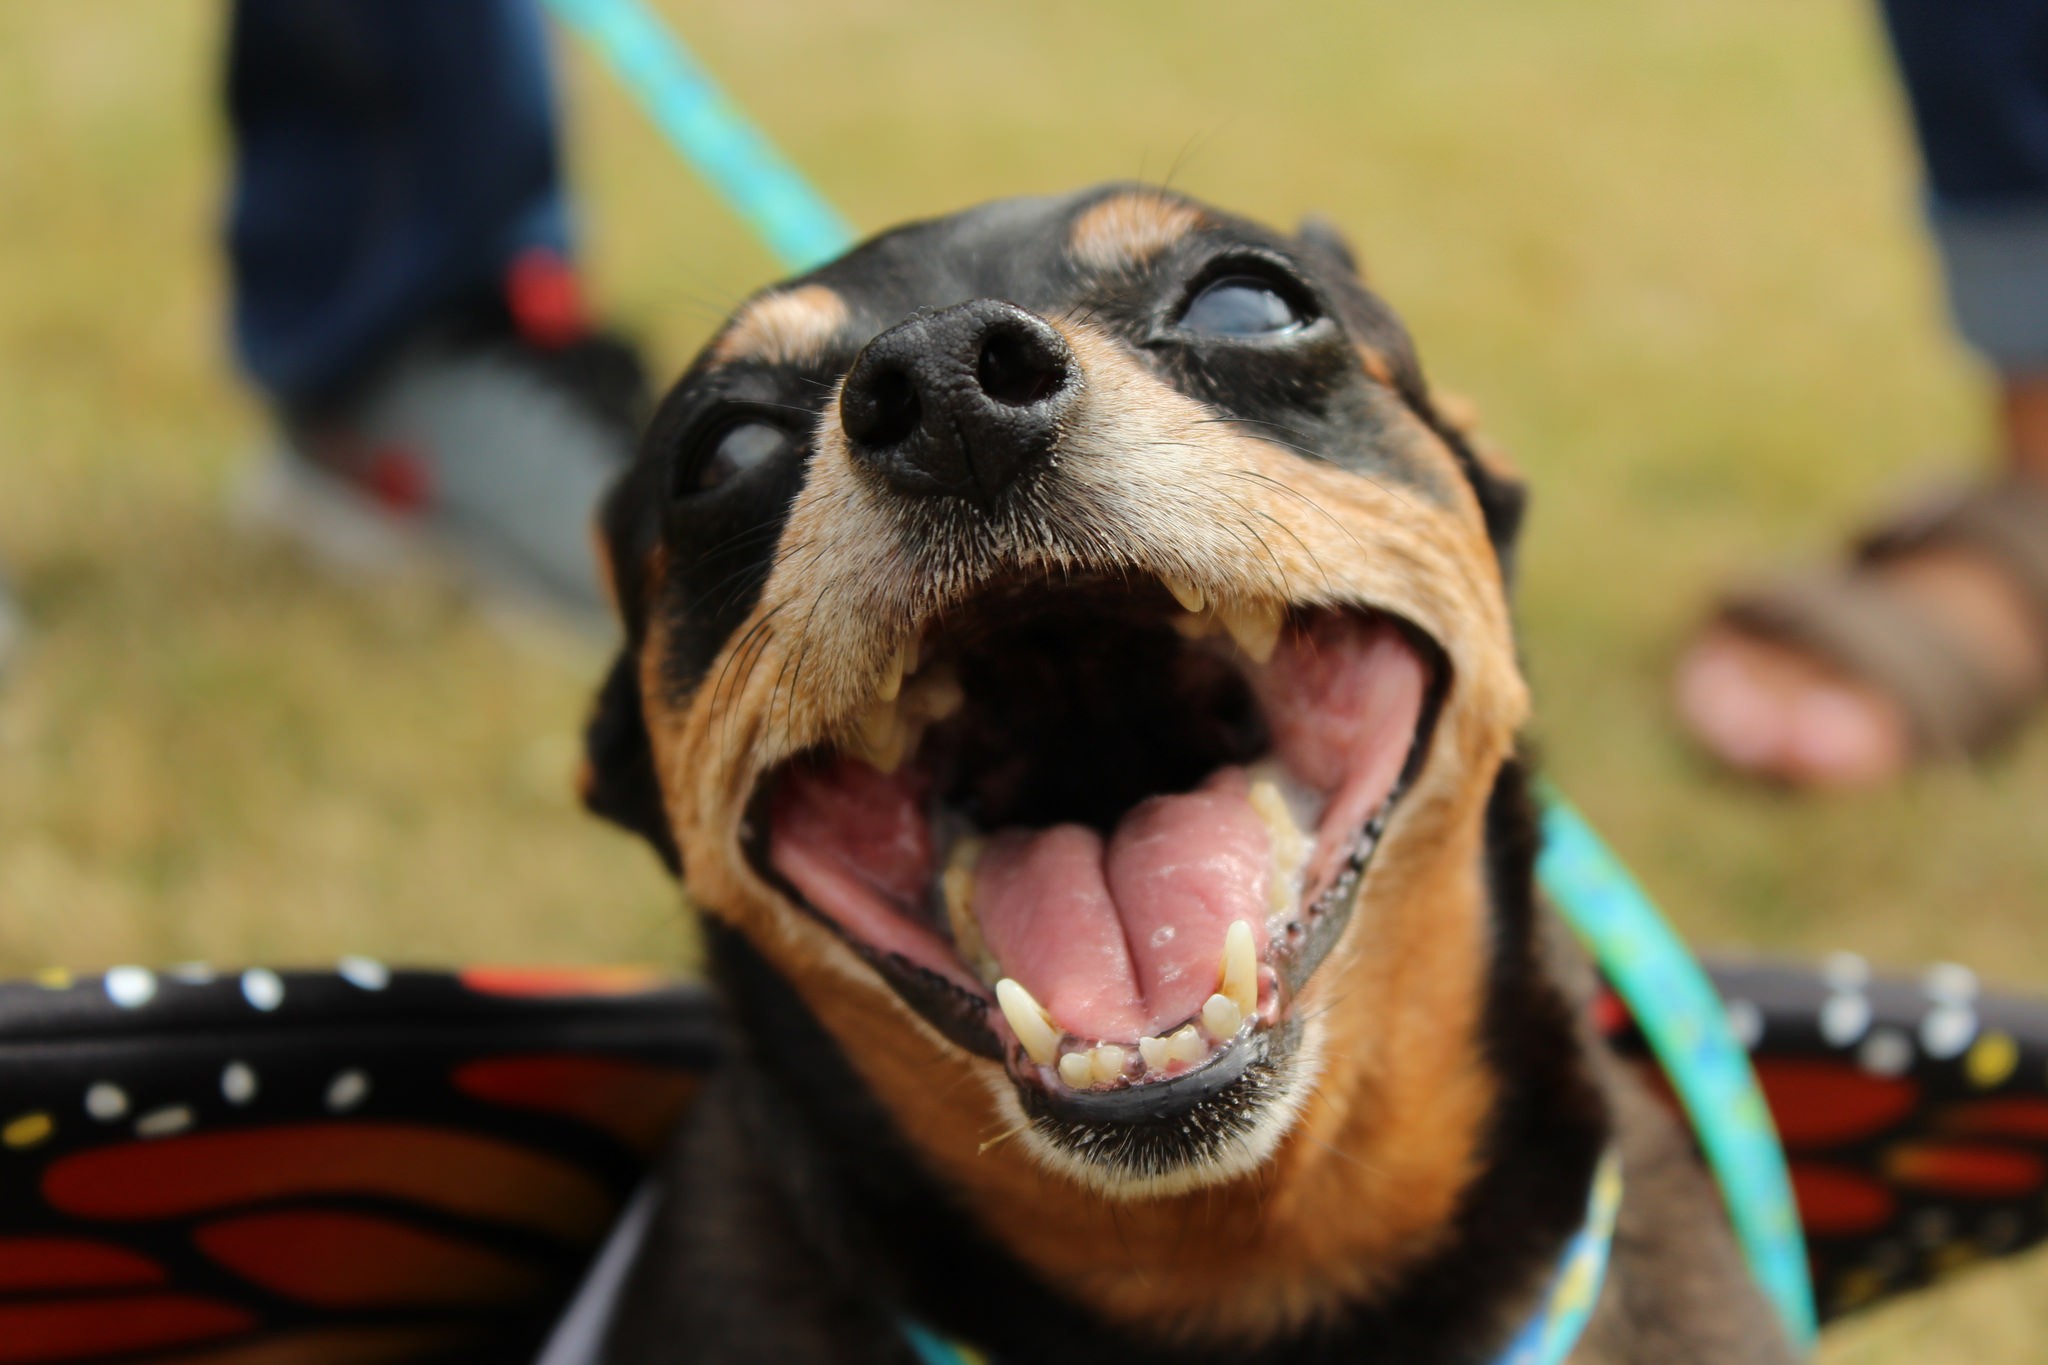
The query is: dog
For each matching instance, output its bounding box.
[578,184,1797,1363]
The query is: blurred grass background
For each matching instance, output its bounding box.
[1,1,2043,1357]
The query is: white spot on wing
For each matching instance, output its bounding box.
[338,956,391,991]
[325,1068,370,1113]
[135,1105,193,1139]
[104,967,156,1009]
[85,1083,128,1121]
[221,1062,257,1106]
[241,969,285,1012]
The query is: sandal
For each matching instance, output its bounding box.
[1701,479,2048,768]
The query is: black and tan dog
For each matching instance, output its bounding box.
[579,185,1796,1363]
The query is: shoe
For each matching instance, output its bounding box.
[235,249,650,638]
[1675,476,2048,787]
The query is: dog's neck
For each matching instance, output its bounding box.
[699,761,1611,1364]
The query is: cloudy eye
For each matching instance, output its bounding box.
[1178,276,1308,337]
[686,418,793,495]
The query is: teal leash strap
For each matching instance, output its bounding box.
[539,0,1817,1348]
[540,0,856,272]
[1537,789,1817,1350]
[897,1319,980,1365]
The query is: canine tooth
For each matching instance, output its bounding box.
[853,700,909,773]
[1090,1044,1127,1085]
[1058,1052,1094,1088]
[1220,919,1258,1015]
[1170,611,1216,640]
[1166,1025,1206,1065]
[876,645,907,702]
[1202,992,1244,1041]
[1161,575,1206,614]
[942,838,997,982]
[1249,778,1309,919]
[903,633,921,676]
[1137,1035,1170,1072]
[1221,601,1282,665]
[995,978,1061,1067]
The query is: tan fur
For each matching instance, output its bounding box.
[710,284,850,368]
[1356,345,1398,388]
[636,318,1528,1340]
[1068,191,1206,273]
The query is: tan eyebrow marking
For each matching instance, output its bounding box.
[1067,191,1205,273]
[710,284,850,367]
[1356,345,1397,387]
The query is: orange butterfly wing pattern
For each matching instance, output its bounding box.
[6,953,2045,1357]
[0,965,718,1364]
[1602,957,2048,1323]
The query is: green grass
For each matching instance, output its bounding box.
[2,2,2043,1357]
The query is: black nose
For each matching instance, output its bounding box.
[839,300,1077,508]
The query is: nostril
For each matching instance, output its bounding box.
[847,365,921,448]
[976,326,1068,409]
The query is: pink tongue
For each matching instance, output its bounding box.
[769,613,1428,1046]
[972,770,1271,1040]
[974,614,1427,1042]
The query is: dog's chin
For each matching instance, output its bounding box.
[739,576,1444,1195]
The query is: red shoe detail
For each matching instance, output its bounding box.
[364,443,433,515]
[506,247,589,349]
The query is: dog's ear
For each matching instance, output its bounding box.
[579,653,681,876]
[1296,214,1364,281]
[1427,391,1528,588]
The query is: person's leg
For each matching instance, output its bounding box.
[1675,0,2048,786]
[225,0,646,629]
[228,0,570,406]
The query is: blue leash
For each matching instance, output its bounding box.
[542,0,854,271]
[1537,793,1817,1347]
[540,0,1819,1352]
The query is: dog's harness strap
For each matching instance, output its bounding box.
[1493,1150,1623,1365]
[897,1152,1621,1365]
[1538,790,1818,1349]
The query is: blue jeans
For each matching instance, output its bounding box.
[1882,0,2048,374]
[226,0,571,406]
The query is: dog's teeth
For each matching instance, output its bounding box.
[1221,601,1282,665]
[1166,1025,1206,1065]
[995,978,1061,1067]
[1090,1044,1127,1085]
[1201,992,1244,1041]
[1137,1035,1170,1072]
[902,632,921,676]
[942,838,997,983]
[1221,919,1258,1015]
[853,700,909,774]
[1170,610,1217,640]
[1161,574,1206,614]
[876,645,907,703]
[1248,778,1308,919]
[1058,1051,1094,1088]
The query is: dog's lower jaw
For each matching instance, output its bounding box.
[624,765,1650,1365]
[995,1015,1319,1201]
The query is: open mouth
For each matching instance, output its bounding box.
[745,580,1441,1135]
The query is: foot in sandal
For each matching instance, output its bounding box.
[1675,376,2048,789]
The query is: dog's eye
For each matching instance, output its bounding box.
[686,419,792,495]
[1178,276,1307,337]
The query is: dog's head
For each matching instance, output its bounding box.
[587,185,1536,1332]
